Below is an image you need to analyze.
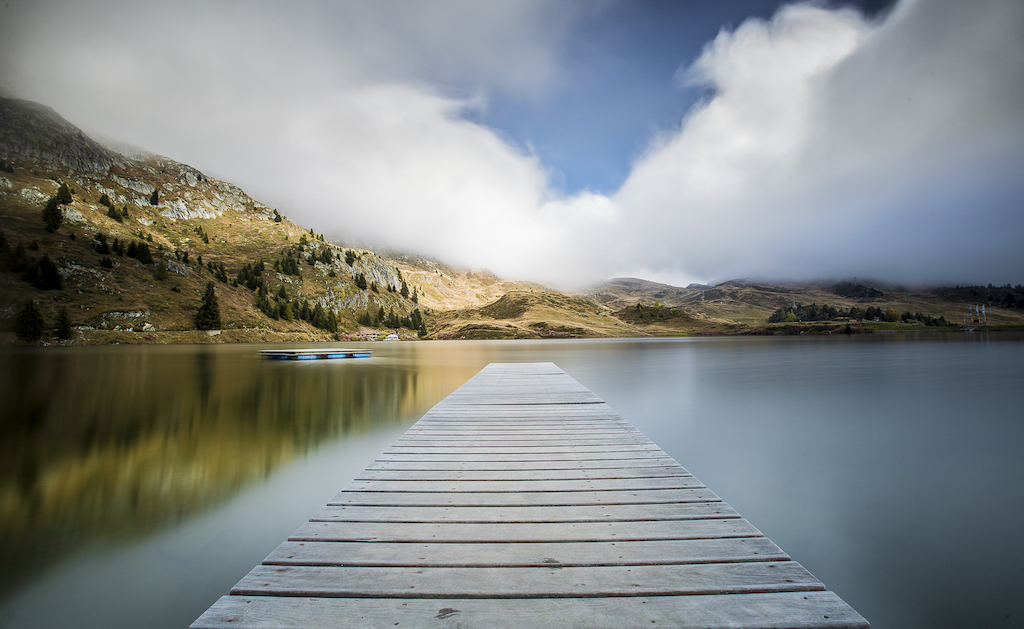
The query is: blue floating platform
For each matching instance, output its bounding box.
[259,348,372,360]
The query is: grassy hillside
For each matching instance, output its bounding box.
[426,290,632,339]
[0,100,427,343]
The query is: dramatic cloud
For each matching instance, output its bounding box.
[2,0,1021,286]
[613,0,1024,286]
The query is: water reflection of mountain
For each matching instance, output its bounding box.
[0,346,464,594]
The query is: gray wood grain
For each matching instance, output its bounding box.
[354,467,692,481]
[310,502,737,523]
[191,592,870,629]
[328,487,722,507]
[231,561,824,598]
[289,518,763,543]
[366,458,682,471]
[263,537,790,567]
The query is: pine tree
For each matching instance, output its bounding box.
[149,189,159,205]
[13,301,45,341]
[154,260,169,280]
[42,197,63,232]
[195,281,221,330]
[55,306,73,340]
[55,183,73,205]
[26,254,62,289]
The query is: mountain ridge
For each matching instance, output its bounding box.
[2,98,1021,343]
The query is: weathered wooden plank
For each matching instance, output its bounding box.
[395,432,648,441]
[341,477,702,493]
[328,487,721,507]
[310,502,738,523]
[289,518,762,543]
[366,458,682,471]
[264,537,790,567]
[416,412,626,420]
[403,427,640,434]
[374,451,675,462]
[192,591,869,629]
[391,438,656,448]
[354,468,692,482]
[232,561,824,598]
[383,444,663,454]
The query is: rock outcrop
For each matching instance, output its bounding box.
[0,98,115,173]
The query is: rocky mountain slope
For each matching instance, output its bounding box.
[0,98,431,343]
[2,97,1020,343]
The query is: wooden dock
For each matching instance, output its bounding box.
[191,362,868,628]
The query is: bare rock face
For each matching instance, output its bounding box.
[0,98,115,173]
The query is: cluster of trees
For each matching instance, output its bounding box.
[0,230,62,289]
[768,303,844,323]
[273,253,301,276]
[619,302,689,322]
[254,284,338,332]
[356,306,426,335]
[351,272,415,302]
[234,259,266,292]
[99,194,131,222]
[898,311,949,326]
[13,302,73,342]
[938,284,1024,310]
[768,303,949,326]
[306,248,334,266]
[230,259,335,331]
[41,182,73,232]
[297,230,326,247]
[93,233,154,265]
[193,224,210,244]
[273,209,282,222]
[207,259,229,283]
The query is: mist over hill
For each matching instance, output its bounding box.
[1,98,1021,344]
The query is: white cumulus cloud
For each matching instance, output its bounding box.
[612,0,1024,286]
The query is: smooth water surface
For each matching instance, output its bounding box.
[0,335,1021,628]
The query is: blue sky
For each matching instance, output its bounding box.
[2,0,1021,287]
[478,0,896,195]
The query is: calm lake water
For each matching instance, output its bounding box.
[1,335,1022,628]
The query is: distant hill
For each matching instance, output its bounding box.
[2,98,1021,344]
[427,290,629,339]
[582,277,699,310]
